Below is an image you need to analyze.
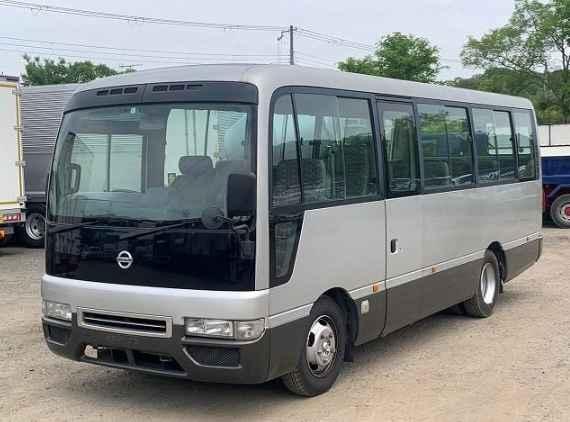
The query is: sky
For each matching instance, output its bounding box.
[0,0,517,81]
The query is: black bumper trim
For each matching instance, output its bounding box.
[43,314,308,385]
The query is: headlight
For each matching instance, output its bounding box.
[185,318,234,338]
[42,300,72,321]
[184,317,265,340]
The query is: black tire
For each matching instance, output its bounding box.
[463,250,500,318]
[550,194,570,229]
[281,296,346,397]
[20,208,45,248]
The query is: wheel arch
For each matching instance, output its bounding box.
[320,288,358,347]
[487,241,507,290]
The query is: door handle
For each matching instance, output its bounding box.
[390,238,398,254]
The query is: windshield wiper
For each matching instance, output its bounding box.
[47,215,156,234]
[118,218,202,241]
[47,220,99,234]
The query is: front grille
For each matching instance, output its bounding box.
[186,345,240,367]
[77,308,172,338]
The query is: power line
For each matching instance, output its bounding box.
[0,37,286,62]
[0,1,466,66]
[0,0,286,32]
[0,1,379,53]
[297,29,375,51]
[0,46,282,67]
[0,46,192,65]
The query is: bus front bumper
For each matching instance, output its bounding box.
[42,313,306,385]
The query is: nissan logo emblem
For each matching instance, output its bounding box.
[116,250,134,270]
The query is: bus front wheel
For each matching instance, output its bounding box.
[281,295,346,397]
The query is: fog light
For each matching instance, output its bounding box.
[235,319,265,341]
[42,300,72,321]
[185,318,234,338]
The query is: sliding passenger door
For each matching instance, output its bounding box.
[377,101,424,334]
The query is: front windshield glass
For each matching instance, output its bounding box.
[48,103,255,224]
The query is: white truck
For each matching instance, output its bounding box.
[0,75,25,245]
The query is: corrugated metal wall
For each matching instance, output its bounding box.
[20,84,78,200]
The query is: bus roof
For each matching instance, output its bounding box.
[76,64,534,110]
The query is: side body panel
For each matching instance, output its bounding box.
[383,196,423,333]
[0,82,24,213]
[267,201,387,326]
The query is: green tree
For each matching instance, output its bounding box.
[22,55,125,85]
[338,32,442,83]
[462,0,570,123]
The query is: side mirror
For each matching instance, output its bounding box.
[68,163,81,194]
[227,173,256,218]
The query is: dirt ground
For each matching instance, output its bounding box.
[0,227,568,422]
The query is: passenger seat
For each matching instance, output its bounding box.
[168,156,214,216]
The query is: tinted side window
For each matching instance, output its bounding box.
[418,104,474,189]
[295,94,340,202]
[379,102,420,195]
[294,94,377,203]
[446,107,473,186]
[472,109,516,183]
[472,108,499,183]
[513,111,537,179]
[272,95,301,207]
[338,98,377,198]
[494,111,516,180]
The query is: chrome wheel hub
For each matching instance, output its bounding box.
[25,212,45,241]
[560,203,570,223]
[480,262,497,305]
[306,315,337,376]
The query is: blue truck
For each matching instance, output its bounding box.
[540,125,570,228]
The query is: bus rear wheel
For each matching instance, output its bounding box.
[550,194,570,229]
[281,296,346,397]
[463,250,500,318]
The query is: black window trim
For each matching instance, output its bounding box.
[471,107,518,185]
[415,102,477,194]
[269,86,385,216]
[512,109,540,182]
[377,99,424,199]
[269,86,539,206]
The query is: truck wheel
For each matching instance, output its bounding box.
[281,296,346,397]
[463,250,499,318]
[550,194,570,228]
[22,209,45,248]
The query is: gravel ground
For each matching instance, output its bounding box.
[0,227,569,422]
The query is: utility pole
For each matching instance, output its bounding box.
[289,25,295,65]
[278,25,296,65]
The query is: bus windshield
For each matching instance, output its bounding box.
[48,103,255,225]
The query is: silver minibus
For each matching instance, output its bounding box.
[42,64,542,396]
